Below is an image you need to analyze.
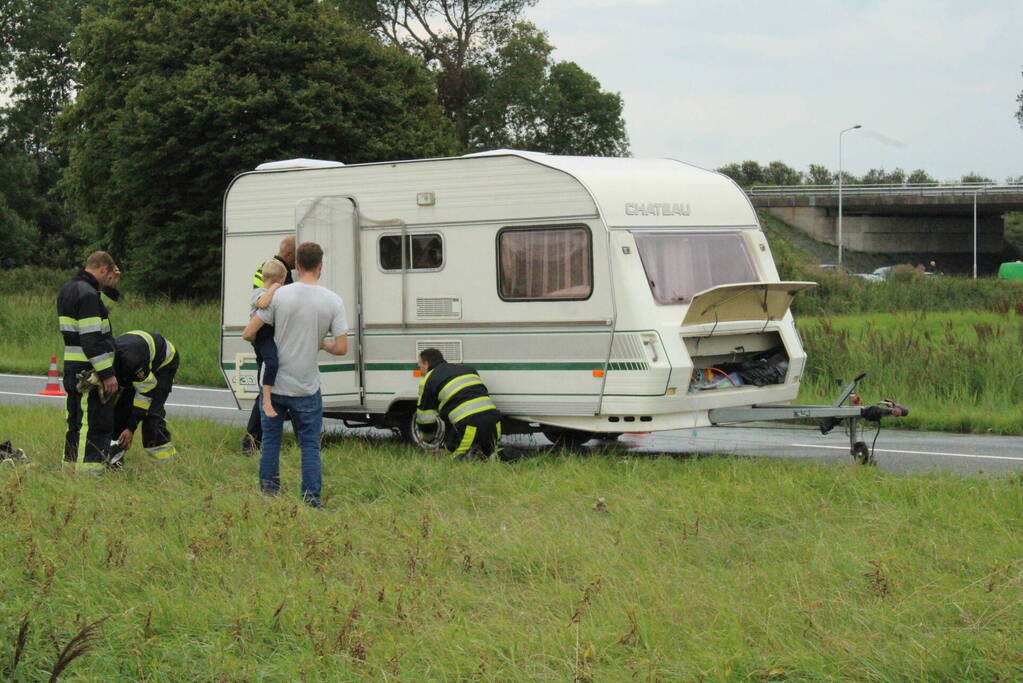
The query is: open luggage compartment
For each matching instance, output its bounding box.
[683,331,789,392]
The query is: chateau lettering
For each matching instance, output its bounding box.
[625,202,691,216]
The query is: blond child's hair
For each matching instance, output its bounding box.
[261,258,287,284]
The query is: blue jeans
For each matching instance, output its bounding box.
[259,390,323,506]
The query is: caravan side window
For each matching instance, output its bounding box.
[379,233,444,272]
[497,225,592,301]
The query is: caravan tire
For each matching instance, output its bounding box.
[542,429,595,450]
[389,404,417,444]
[392,404,446,449]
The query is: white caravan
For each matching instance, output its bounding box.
[220,150,818,446]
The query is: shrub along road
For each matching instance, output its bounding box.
[3,372,1023,476]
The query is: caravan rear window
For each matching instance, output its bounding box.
[633,231,759,304]
[498,226,592,301]
[379,233,443,272]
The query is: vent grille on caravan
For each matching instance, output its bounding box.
[416,340,463,363]
[416,296,462,319]
[608,334,650,371]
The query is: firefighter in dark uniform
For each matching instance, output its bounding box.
[243,235,295,452]
[109,330,180,464]
[57,251,121,473]
[415,348,502,459]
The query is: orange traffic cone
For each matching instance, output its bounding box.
[39,355,66,396]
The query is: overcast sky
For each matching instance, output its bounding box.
[528,0,1023,181]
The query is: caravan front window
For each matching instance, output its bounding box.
[633,231,758,304]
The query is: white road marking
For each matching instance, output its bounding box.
[174,384,231,393]
[789,443,1023,462]
[0,391,240,412]
[165,402,240,412]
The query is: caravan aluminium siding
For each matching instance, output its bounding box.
[220,154,605,413]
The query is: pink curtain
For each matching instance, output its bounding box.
[500,228,591,299]
[634,232,758,304]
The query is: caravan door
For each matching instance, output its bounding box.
[295,197,363,409]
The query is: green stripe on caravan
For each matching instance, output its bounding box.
[221,362,602,372]
[362,362,600,372]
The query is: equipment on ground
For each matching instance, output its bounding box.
[0,441,31,466]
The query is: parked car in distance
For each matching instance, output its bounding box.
[817,263,853,275]
[868,265,936,281]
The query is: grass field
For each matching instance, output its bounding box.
[2,405,1023,680]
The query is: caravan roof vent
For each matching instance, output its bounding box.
[255,158,344,171]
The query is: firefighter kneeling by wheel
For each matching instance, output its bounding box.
[107,330,180,467]
[415,348,501,460]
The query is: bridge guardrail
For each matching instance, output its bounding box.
[747,182,1023,198]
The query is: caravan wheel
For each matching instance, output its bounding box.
[392,405,446,449]
[542,429,595,450]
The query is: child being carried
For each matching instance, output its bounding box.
[250,259,287,418]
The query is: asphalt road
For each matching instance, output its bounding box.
[4,371,1023,475]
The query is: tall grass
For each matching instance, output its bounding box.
[798,311,1023,433]
[793,270,1023,317]
[0,290,220,387]
[2,405,1023,680]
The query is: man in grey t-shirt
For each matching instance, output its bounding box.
[242,241,348,508]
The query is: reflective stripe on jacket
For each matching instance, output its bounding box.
[416,361,499,426]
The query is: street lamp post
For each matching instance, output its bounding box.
[837,124,862,266]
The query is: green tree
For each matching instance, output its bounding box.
[861,168,906,185]
[716,161,765,188]
[0,146,40,268]
[0,0,87,267]
[465,23,628,155]
[907,169,936,184]
[805,164,834,185]
[961,172,993,183]
[1016,68,1022,131]
[716,163,741,183]
[764,160,802,186]
[58,0,456,298]
[343,3,627,155]
[340,0,536,147]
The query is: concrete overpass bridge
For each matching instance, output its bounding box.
[748,183,1023,254]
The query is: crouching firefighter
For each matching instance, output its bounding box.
[415,348,502,459]
[108,330,180,466]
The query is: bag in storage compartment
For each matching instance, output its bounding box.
[738,351,789,386]
[687,348,789,392]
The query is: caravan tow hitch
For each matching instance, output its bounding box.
[708,372,910,466]
[819,374,909,465]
